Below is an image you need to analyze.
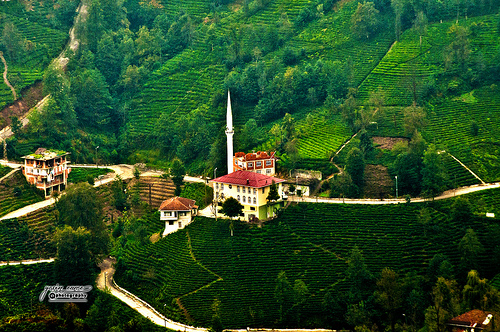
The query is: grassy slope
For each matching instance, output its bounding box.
[127,1,392,161]
[0,262,55,318]
[115,188,500,328]
[0,12,68,110]
[359,14,500,183]
[0,171,44,218]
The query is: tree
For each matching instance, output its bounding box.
[1,22,25,63]
[329,172,359,198]
[10,116,22,139]
[239,118,260,151]
[463,270,500,311]
[391,0,405,41]
[266,181,279,202]
[56,182,109,257]
[346,246,373,303]
[427,254,455,283]
[53,225,96,285]
[451,196,472,223]
[351,2,379,39]
[220,197,243,219]
[211,298,224,332]
[170,159,185,196]
[293,279,309,325]
[275,271,292,323]
[444,24,471,72]
[375,268,404,332]
[111,175,129,211]
[71,68,115,131]
[403,104,426,136]
[345,147,365,189]
[424,277,460,332]
[421,144,448,198]
[458,228,484,272]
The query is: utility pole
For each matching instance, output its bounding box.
[95,146,99,168]
[395,175,398,199]
[2,139,6,161]
[148,183,155,206]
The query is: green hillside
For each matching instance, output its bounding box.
[0,12,68,110]
[115,188,500,328]
[126,0,392,148]
[0,171,44,218]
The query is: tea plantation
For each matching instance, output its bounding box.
[0,171,44,219]
[0,12,67,109]
[115,188,500,328]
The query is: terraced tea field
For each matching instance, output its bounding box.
[425,85,500,182]
[0,262,55,318]
[68,167,113,184]
[358,14,500,106]
[115,188,500,327]
[0,13,68,109]
[0,210,56,261]
[290,0,394,87]
[0,171,43,219]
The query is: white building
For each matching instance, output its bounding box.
[159,197,198,237]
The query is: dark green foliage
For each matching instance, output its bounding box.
[458,228,485,273]
[68,168,112,184]
[53,225,96,286]
[470,120,479,136]
[55,182,110,258]
[170,159,185,196]
[220,197,243,219]
[266,181,280,202]
[0,263,55,319]
[421,144,448,198]
[351,1,380,40]
[180,182,213,210]
[345,147,365,188]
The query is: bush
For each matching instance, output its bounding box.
[470,121,479,136]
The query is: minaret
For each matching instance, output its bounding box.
[226,91,234,174]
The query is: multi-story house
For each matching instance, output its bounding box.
[211,170,285,221]
[22,148,71,198]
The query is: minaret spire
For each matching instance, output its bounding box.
[226,90,234,174]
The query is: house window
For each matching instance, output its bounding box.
[253,197,256,204]
[215,183,219,189]
[248,197,251,204]
[221,193,225,200]
[253,188,256,195]
[179,212,186,216]
[164,211,171,217]
[256,161,262,167]
[243,196,246,203]
[266,160,272,166]
[262,188,265,194]
[266,169,271,174]
[242,187,246,194]
[178,222,182,228]
[237,195,240,201]
[229,184,232,189]
[169,220,174,225]
[216,192,219,199]
[237,186,240,192]
[250,207,256,211]
[248,162,253,167]
[221,183,224,189]
[257,170,261,173]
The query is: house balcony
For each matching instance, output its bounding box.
[35,178,66,189]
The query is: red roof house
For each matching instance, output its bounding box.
[159,197,198,237]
